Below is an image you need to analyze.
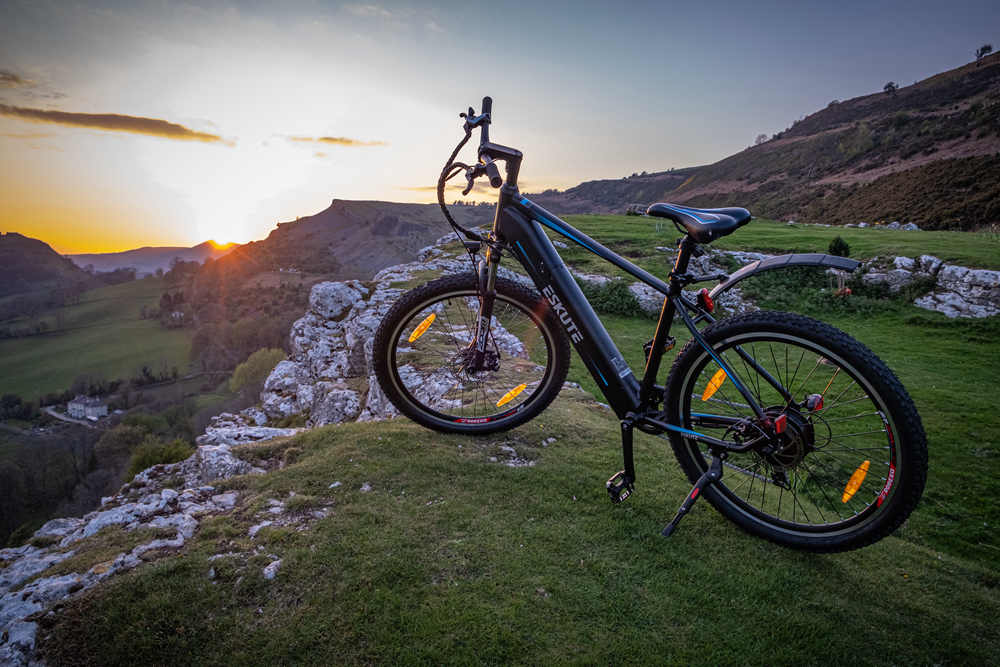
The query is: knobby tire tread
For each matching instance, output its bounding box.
[665,310,927,553]
[373,272,571,435]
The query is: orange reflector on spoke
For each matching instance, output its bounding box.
[496,383,527,407]
[842,460,870,503]
[701,368,728,401]
[408,313,436,342]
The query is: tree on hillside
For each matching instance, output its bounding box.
[976,44,993,65]
[754,133,768,146]
[883,81,898,96]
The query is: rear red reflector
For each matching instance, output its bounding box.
[697,288,715,313]
[774,414,787,433]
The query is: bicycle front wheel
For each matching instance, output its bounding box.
[373,272,570,434]
[664,311,927,552]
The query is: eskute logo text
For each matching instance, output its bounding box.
[542,285,584,343]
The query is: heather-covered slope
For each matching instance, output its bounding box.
[528,53,1000,229]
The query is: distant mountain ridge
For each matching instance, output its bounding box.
[69,241,237,276]
[198,199,491,284]
[527,52,1000,229]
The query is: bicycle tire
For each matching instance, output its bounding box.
[373,272,571,434]
[664,310,927,552]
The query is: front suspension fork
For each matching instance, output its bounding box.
[472,245,501,365]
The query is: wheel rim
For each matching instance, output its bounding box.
[387,289,556,425]
[678,331,904,536]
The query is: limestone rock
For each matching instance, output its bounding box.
[628,283,664,316]
[914,264,1000,318]
[309,280,368,320]
[263,559,282,580]
[310,385,361,426]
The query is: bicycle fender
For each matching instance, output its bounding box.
[708,253,860,301]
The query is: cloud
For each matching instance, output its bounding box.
[287,135,386,147]
[401,178,540,193]
[344,4,394,18]
[0,70,33,87]
[0,131,53,139]
[400,182,494,195]
[0,103,228,143]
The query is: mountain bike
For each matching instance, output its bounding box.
[373,97,927,552]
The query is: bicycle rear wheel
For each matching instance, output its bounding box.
[373,272,570,434]
[664,311,927,552]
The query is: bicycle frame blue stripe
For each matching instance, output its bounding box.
[594,365,609,386]
[662,422,702,437]
[520,197,601,255]
[514,239,529,260]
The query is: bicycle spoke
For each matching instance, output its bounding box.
[674,322,916,538]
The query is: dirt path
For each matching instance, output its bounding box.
[43,406,94,428]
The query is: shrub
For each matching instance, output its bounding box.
[122,412,170,435]
[127,437,194,477]
[95,425,148,462]
[828,236,851,257]
[575,279,651,318]
[230,348,286,393]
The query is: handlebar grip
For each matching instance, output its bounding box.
[481,96,492,116]
[484,159,503,188]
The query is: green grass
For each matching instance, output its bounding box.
[19,220,1000,664]
[557,214,1000,271]
[37,394,1000,666]
[0,277,192,399]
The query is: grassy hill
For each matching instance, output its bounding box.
[0,231,97,300]
[0,277,192,399]
[529,53,1000,230]
[37,389,1000,665]
[203,199,493,284]
[27,214,1000,665]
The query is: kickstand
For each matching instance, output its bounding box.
[662,453,725,537]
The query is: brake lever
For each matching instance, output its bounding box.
[459,107,490,131]
[462,164,485,195]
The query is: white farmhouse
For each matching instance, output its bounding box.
[67,395,108,420]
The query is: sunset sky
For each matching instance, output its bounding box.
[1,1,997,253]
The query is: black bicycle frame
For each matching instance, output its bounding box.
[479,183,763,451]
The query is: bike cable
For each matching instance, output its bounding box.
[437,125,484,272]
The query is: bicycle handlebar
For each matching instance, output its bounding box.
[483,158,503,188]
[480,96,492,145]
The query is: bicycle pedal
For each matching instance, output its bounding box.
[606,470,634,504]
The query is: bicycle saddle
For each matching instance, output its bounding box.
[646,203,751,244]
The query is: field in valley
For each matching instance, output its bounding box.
[0,277,192,400]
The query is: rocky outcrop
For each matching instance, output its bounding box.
[914,264,1000,318]
[0,431,259,665]
[862,254,1000,318]
[259,258,463,427]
